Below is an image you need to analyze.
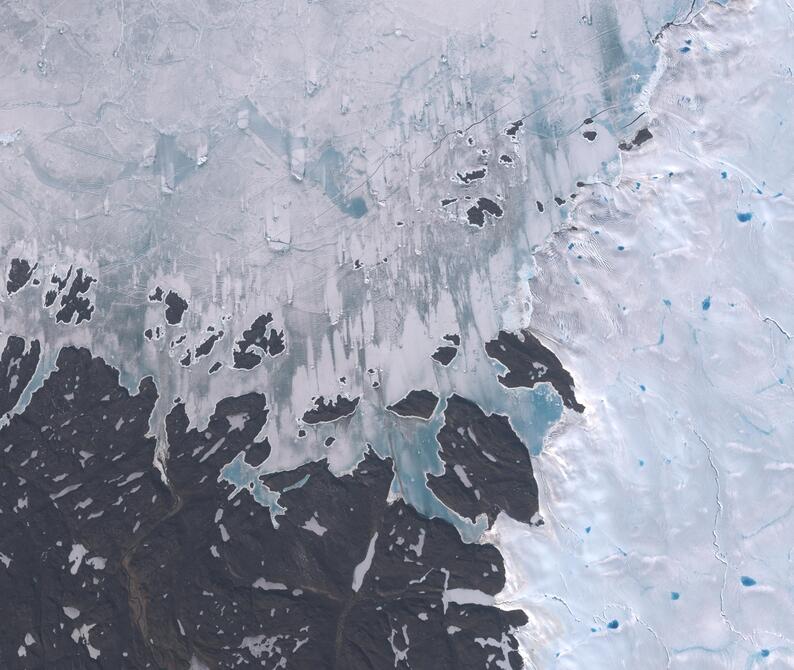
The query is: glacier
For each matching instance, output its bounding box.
[0,0,792,667]
[488,1,794,667]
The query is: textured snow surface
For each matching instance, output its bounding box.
[488,1,794,667]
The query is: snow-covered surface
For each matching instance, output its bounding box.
[1,0,791,665]
[0,0,701,483]
[488,1,794,666]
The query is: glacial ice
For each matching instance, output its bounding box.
[1,0,791,666]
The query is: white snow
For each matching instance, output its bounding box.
[301,514,328,537]
[253,579,288,591]
[71,623,100,660]
[63,606,80,620]
[351,533,378,592]
[67,544,88,575]
[489,2,794,666]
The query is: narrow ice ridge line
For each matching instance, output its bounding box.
[545,594,583,624]
[631,607,673,669]
[639,1,728,125]
[692,427,751,644]
[650,0,700,44]
[604,602,673,669]
[496,593,583,625]
[763,316,792,340]
[534,463,584,544]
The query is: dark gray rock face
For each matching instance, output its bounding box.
[302,394,360,424]
[0,346,528,669]
[429,394,539,526]
[6,258,36,295]
[485,329,585,413]
[387,390,439,420]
